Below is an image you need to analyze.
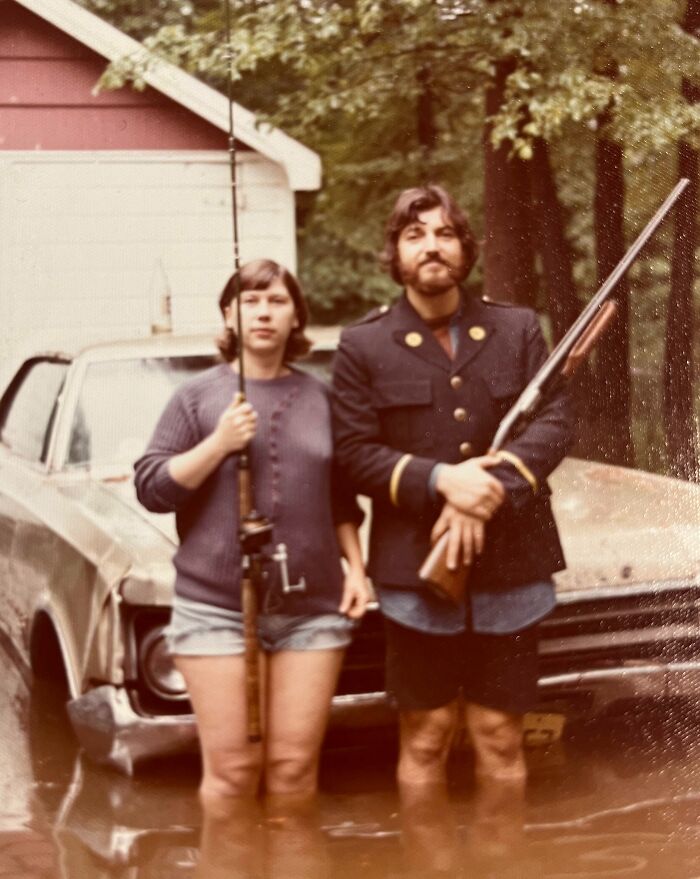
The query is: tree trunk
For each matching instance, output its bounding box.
[590,126,634,466]
[482,59,537,306]
[528,137,596,455]
[662,0,700,480]
[416,66,438,158]
[528,138,579,341]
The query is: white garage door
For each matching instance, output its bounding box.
[0,150,296,386]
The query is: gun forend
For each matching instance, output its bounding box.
[561,300,617,378]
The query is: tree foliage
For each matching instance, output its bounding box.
[83,0,700,472]
[90,0,700,307]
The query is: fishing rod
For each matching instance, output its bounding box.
[223,0,271,743]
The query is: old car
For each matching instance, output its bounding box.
[1,333,699,773]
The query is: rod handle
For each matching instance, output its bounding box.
[241,569,262,742]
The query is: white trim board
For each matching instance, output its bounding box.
[5,0,321,191]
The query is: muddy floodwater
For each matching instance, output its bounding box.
[2,647,700,879]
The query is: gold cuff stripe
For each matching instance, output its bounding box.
[495,450,538,494]
[389,454,413,507]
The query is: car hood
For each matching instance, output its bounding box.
[56,459,700,604]
[56,476,177,601]
[550,458,700,596]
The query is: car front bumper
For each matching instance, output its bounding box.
[539,660,700,716]
[67,686,395,775]
[68,660,700,774]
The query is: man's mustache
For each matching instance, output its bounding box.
[420,256,458,274]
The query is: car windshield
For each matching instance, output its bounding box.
[67,356,219,469]
[65,349,335,471]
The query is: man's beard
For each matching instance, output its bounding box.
[401,258,465,297]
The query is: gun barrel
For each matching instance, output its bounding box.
[531,178,689,392]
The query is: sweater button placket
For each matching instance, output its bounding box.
[269,409,282,517]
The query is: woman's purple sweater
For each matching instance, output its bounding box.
[134,364,361,615]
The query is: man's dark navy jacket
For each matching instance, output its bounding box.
[331,292,574,597]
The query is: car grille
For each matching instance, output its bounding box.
[129,585,700,719]
[335,607,385,696]
[538,586,700,677]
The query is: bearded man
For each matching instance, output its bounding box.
[331,185,573,787]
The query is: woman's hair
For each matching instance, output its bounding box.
[379,184,479,284]
[216,258,312,362]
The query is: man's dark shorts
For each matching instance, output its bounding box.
[384,617,540,715]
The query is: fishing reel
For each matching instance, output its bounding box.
[272,542,306,594]
[240,512,305,595]
[239,508,273,555]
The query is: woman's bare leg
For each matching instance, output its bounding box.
[264,648,345,795]
[175,654,266,806]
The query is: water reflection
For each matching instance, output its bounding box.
[195,793,333,879]
[195,796,263,879]
[54,759,200,877]
[3,648,700,879]
[399,781,460,876]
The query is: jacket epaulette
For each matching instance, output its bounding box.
[348,303,392,328]
[481,295,513,307]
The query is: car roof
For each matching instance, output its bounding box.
[22,335,216,365]
[25,326,343,366]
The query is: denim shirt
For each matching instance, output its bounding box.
[376,580,555,635]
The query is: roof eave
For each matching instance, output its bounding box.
[11,0,321,191]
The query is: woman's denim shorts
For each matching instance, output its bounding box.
[165,595,356,656]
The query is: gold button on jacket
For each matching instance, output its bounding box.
[453,407,467,422]
[450,375,463,389]
[459,441,473,458]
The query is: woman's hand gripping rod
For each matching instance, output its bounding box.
[419,178,690,604]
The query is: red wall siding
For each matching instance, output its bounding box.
[0,2,228,150]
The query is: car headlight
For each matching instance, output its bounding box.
[138,626,188,701]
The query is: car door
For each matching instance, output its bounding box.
[0,356,137,695]
[0,358,70,665]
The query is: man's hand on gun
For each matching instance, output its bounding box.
[433,456,505,571]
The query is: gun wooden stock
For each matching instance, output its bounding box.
[418,530,469,604]
[417,179,688,602]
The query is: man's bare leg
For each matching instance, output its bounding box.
[397,700,459,786]
[465,703,526,782]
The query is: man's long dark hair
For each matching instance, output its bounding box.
[380,185,479,284]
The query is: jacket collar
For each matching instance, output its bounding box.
[390,292,497,374]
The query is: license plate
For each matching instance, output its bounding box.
[523,711,566,747]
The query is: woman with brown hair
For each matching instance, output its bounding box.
[135,258,369,807]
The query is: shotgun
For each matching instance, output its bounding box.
[419,178,690,603]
